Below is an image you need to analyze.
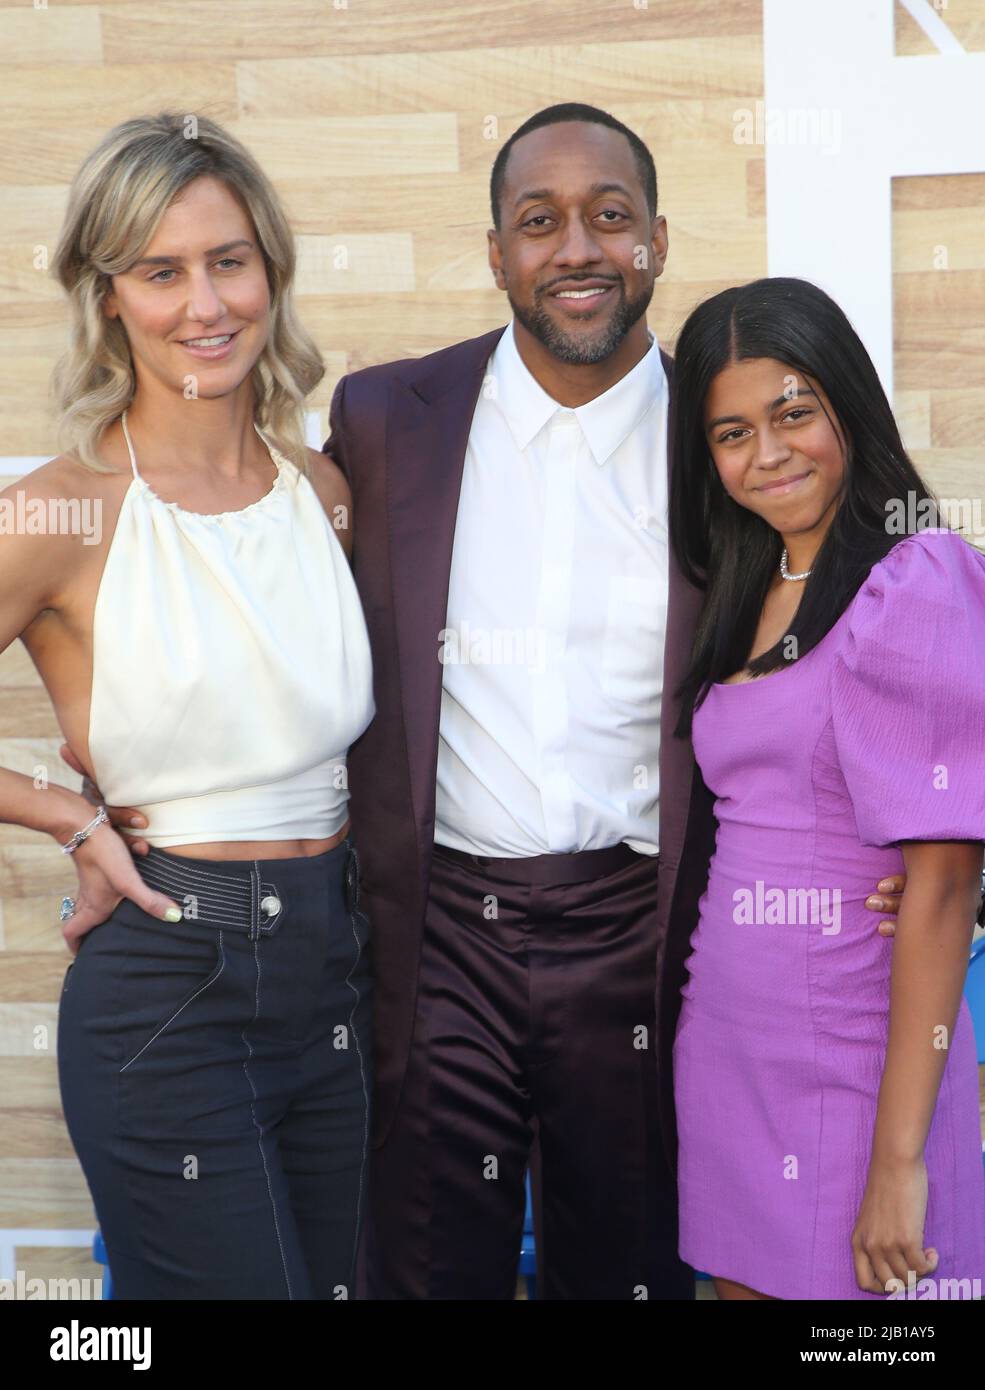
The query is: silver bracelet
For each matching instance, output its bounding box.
[61,804,109,855]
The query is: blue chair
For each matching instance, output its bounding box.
[964,933,985,1183]
[92,1230,113,1299]
[965,933,985,1061]
[518,1169,537,1299]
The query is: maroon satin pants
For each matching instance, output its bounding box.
[360,842,693,1300]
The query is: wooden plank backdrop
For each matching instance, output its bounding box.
[0,0,982,1294]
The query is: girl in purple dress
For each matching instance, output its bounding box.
[668,277,985,1301]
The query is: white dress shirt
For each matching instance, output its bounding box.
[434,317,668,857]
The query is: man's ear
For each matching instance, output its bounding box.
[649,214,669,280]
[487,229,507,292]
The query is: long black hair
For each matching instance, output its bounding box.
[670,276,938,737]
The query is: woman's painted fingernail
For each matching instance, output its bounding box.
[131,816,145,827]
[866,896,883,909]
[163,907,182,923]
[877,880,894,892]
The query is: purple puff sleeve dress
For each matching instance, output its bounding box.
[673,529,985,1300]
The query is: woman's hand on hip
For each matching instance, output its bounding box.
[61,818,182,955]
[59,741,151,855]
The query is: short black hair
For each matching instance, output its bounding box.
[489,102,658,230]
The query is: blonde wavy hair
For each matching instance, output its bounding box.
[50,111,323,476]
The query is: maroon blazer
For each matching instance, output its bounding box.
[322,326,717,1172]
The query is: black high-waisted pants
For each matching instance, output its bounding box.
[57,838,372,1300]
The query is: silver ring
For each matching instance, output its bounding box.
[59,896,76,922]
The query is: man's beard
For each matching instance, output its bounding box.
[508,278,654,365]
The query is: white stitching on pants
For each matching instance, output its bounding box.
[345,903,370,1294]
[142,876,250,909]
[145,855,255,887]
[242,860,294,1299]
[118,931,226,1073]
[140,862,252,907]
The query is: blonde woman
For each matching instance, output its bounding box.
[0,113,375,1298]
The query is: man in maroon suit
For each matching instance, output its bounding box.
[323,104,714,1300]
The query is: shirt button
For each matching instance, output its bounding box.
[260,895,282,917]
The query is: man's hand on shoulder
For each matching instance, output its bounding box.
[306,448,353,559]
[865,874,905,937]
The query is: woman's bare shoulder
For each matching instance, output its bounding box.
[2,450,130,505]
[0,452,132,604]
[0,454,126,634]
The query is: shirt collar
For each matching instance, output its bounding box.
[489,316,666,465]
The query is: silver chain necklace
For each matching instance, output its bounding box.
[779,548,812,582]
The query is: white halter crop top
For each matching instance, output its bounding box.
[86,413,375,847]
